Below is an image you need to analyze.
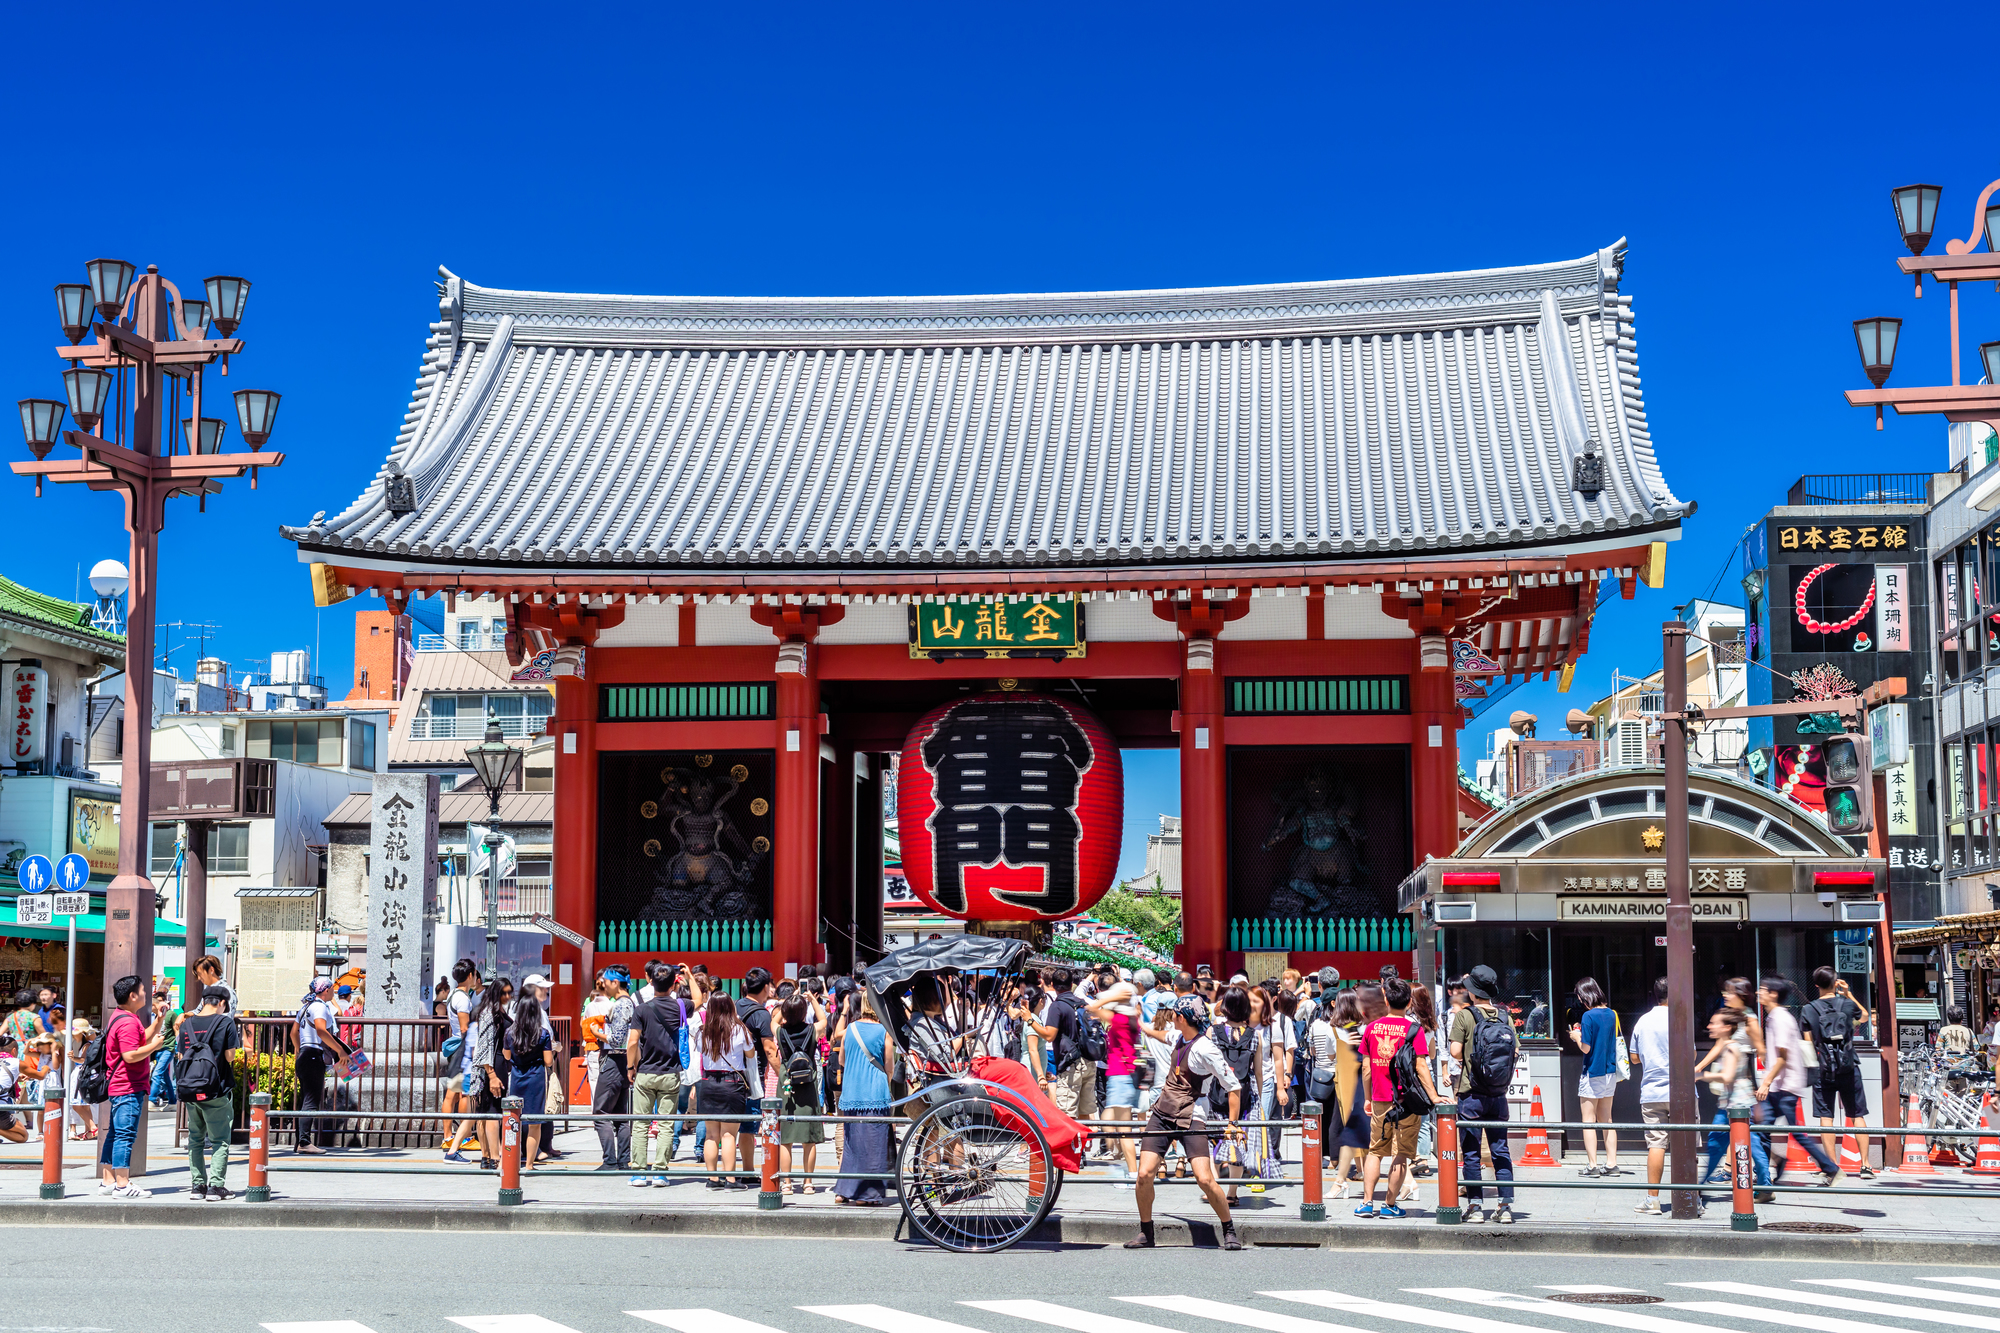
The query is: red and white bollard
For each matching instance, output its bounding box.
[246,1092,270,1202]
[759,1096,783,1210]
[1435,1101,1461,1224]
[1728,1106,1757,1232]
[1300,1100,1324,1221]
[499,1097,524,1206]
[40,1088,63,1200]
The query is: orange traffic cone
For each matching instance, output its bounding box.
[1968,1095,2000,1177]
[1519,1085,1559,1167]
[1894,1094,1933,1173]
[1783,1120,1817,1173]
[1838,1119,1866,1174]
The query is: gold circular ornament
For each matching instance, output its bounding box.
[642,839,662,858]
[998,677,1020,691]
[730,763,749,783]
[660,766,675,783]
[695,753,713,767]
[640,800,659,820]
[752,835,771,854]
[750,797,769,817]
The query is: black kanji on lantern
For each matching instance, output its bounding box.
[920,697,1094,916]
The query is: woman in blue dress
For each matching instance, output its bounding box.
[502,993,553,1171]
[834,991,894,1205]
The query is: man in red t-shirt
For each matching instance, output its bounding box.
[100,975,168,1197]
[1355,977,1438,1218]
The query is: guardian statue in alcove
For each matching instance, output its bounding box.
[1262,765,1373,918]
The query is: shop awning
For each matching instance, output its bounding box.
[1893,909,2000,948]
[0,906,213,949]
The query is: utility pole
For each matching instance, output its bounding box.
[1662,621,1699,1218]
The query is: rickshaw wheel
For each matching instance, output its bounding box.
[896,1095,1056,1252]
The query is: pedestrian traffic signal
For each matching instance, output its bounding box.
[1821,728,1874,835]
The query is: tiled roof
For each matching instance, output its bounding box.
[323,790,554,827]
[287,247,1684,574]
[0,574,124,649]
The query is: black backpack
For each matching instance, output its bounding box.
[175,1014,233,1102]
[1291,1015,1315,1090]
[1807,997,1858,1076]
[1056,995,1107,1069]
[778,1024,819,1098]
[1387,1019,1437,1119]
[1466,1006,1519,1095]
[1207,1023,1259,1114]
[74,1017,120,1105]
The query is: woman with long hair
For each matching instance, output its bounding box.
[1209,985,1262,1204]
[695,992,754,1188]
[1323,990,1371,1196]
[834,990,894,1205]
[467,978,509,1169]
[1569,976,1620,1177]
[501,993,554,1170]
[776,992,827,1193]
[1402,983,1444,1201]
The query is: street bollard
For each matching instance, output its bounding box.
[758,1096,783,1210]
[499,1098,524,1206]
[247,1093,270,1202]
[1299,1100,1324,1221]
[1727,1106,1756,1233]
[40,1089,63,1200]
[1434,1102,1461,1225]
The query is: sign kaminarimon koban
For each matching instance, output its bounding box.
[897,692,1121,921]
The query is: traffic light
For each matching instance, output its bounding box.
[1821,728,1874,835]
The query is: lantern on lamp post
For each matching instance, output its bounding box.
[1854,317,1902,428]
[465,714,525,977]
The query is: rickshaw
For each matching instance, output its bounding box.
[863,934,1076,1252]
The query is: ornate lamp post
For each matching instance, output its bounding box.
[11,262,282,1045]
[465,714,523,977]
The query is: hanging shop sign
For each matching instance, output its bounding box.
[1773,522,1911,554]
[67,791,119,880]
[8,664,45,768]
[909,598,1085,660]
[1557,895,1748,922]
[896,691,1121,921]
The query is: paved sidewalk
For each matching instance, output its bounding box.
[5,1113,1998,1251]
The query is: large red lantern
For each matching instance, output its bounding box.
[897,691,1123,922]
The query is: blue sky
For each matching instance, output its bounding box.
[4,2,1995,885]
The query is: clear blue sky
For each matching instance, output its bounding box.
[4,3,1991,885]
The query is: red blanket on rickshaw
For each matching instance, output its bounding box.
[969,1055,1089,1173]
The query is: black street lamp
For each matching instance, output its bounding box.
[465,714,523,976]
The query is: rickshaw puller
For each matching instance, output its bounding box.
[1127,995,1244,1251]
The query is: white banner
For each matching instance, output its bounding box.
[1557,895,1746,922]
[1885,761,1919,836]
[1876,565,1908,651]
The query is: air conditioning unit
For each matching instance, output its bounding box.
[1611,717,1648,767]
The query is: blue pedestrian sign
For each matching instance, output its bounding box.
[54,854,89,893]
[15,855,52,895]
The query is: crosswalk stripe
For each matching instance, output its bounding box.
[1673,1285,2000,1333]
[1116,1295,1374,1333]
[802,1307,990,1333]
[630,1313,794,1333]
[1540,1291,1648,1297]
[1929,1284,2000,1295]
[1405,1288,1745,1333]
[1668,1299,1950,1333]
[1803,1284,2000,1312]
[1269,1289,1620,1333]
[963,1300,1185,1333]
[263,1323,381,1333]
[449,1318,590,1333]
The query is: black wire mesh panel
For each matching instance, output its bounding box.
[1227,745,1411,921]
[597,750,774,923]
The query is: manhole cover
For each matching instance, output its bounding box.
[1546,1295,1665,1306]
[1760,1221,1863,1235]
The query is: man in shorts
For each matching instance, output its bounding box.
[1356,977,1436,1218]
[1801,967,1871,1177]
[1126,996,1244,1251]
[1627,977,1673,1214]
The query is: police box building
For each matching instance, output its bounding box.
[289,248,1690,1025]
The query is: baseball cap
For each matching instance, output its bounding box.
[523,974,551,991]
[336,985,353,997]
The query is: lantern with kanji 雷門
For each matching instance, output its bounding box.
[896,692,1123,923]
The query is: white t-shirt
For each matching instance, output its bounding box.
[1296,995,1318,1026]
[298,998,335,1050]
[702,1025,753,1075]
[1182,1034,1244,1127]
[1630,1004,1672,1103]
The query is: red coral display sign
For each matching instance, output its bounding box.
[897,692,1122,922]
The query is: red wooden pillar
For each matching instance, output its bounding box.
[1180,637,1227,970]
[550,646,597,1026]
[773,642,821,970]
[1410,644,1458,865]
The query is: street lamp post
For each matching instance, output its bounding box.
[12,263,280,1178]
[465,714,523,978]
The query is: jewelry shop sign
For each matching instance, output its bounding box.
[1558,895,1747,922]
[909,597,1085,659]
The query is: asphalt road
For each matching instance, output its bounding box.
[2,1230,1993,1333]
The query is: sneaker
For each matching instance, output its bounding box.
[192,1183,211,1200]
[208,1186,234,1201]
[1352,1202,1377,1217]
[1579,1164,1601,1178]
[1493,1203,1515,1224]
[95,1181,113,1196]
[442,1150,467,1163]
[1634,1199,1668,1215]
[652,1176,670,1186]
[1378,1204,1407,1219]
[1754,1190,1776,1204]
[111,1184,145,1200]
[1462,1203,1487,1224]
[629,1176,652,1187]
[1818,1170,1842,1188]
[1858,1166,1876,1179]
